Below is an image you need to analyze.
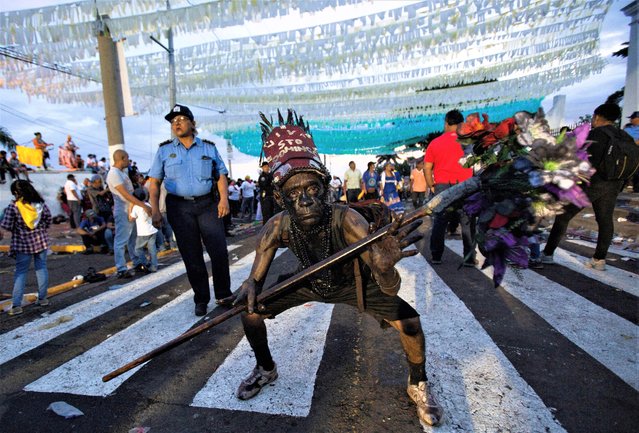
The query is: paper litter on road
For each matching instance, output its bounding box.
[47,401,84,418]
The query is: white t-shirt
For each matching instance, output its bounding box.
[240,181,255,198]
[64,179,82,202]
[130,203,158,236]
[228,184,241,201]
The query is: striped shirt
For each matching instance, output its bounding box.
[0,202,51,255]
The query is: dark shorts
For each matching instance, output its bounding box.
[260,275,419,325]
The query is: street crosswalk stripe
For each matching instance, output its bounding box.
[24,250,261,396]
[448,241,639,391]
[567,239,639,260]
[553,245,639,296]
[11,243,633,427]
[25,290,196,396]
[396,253,566,432]
[191,304,334,416]
[0,246,239,367]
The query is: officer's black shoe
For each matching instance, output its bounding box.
[195,303,207,316]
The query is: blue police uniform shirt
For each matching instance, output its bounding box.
[148,136,228,198]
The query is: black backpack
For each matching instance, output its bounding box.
[598,127,639,181]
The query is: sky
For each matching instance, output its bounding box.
[0,0,632,178]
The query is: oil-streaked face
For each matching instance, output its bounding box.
[279,172,327,230]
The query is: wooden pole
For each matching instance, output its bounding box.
[96,16,125,163]
[102,177,480,382]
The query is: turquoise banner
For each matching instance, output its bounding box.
[225,99,542,156]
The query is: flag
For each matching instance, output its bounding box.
[16,145,43,167]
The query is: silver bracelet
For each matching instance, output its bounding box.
[375,268,401,293]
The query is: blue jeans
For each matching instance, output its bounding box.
[13,250,48,307]
[68,200,82,229]
[155,213,175,249]
[105,228,114,251]
[113,205,142,272]
[135,233,158,270]
[544,178,623,260]
[430,183,476,262]
[529,241,541,260]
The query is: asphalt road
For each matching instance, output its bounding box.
[0,219,637,433]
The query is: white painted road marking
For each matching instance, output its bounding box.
[191,301,334,416]
[552,245,639,296]
[25,250,260,396]
[567,238,639,260]
[397,254,565,433]
[449,241,639,391]
[12,245,632,428]
[0,246,239,367]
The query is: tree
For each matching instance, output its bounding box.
[578,114,592,124]
[605,88,624,106]
[612,42,628,59]
[0,127,18,150]
[376,154,400,168]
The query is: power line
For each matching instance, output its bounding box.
[0,46,98,82]
[0,103,109,146]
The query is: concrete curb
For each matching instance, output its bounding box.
[0,245,88,253]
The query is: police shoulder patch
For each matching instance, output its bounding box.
[202,139,217,146]
[158,139,172,147]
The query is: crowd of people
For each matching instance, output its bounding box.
[0,150,31,183]
[0,102,636,426]
[1,103,635,311]
[43,153,176,283]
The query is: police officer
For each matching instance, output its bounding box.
[147,104,232,316]
[257,161,276,225]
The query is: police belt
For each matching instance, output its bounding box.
[167,192,213,202]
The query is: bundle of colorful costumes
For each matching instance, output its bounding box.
[456,109,594,285]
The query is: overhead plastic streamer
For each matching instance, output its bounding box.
[0,0,612,155]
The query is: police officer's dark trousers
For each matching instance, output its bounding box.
[166,194,232,305]
[260,195,275,225]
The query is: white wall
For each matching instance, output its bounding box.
[0,171,94,216]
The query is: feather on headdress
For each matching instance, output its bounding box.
[260,109,330,187]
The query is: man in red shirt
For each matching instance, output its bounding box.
[424,110,476,266]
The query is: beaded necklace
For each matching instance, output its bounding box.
[289,204,334,297]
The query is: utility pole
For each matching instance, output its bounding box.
[150,0,177,111]
[95,15,125,161]
[622,1,638,120]
[167,0,176,109]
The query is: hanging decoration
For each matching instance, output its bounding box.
[0,0,613,155]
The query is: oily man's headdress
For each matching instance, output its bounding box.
[260,109,330,187]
